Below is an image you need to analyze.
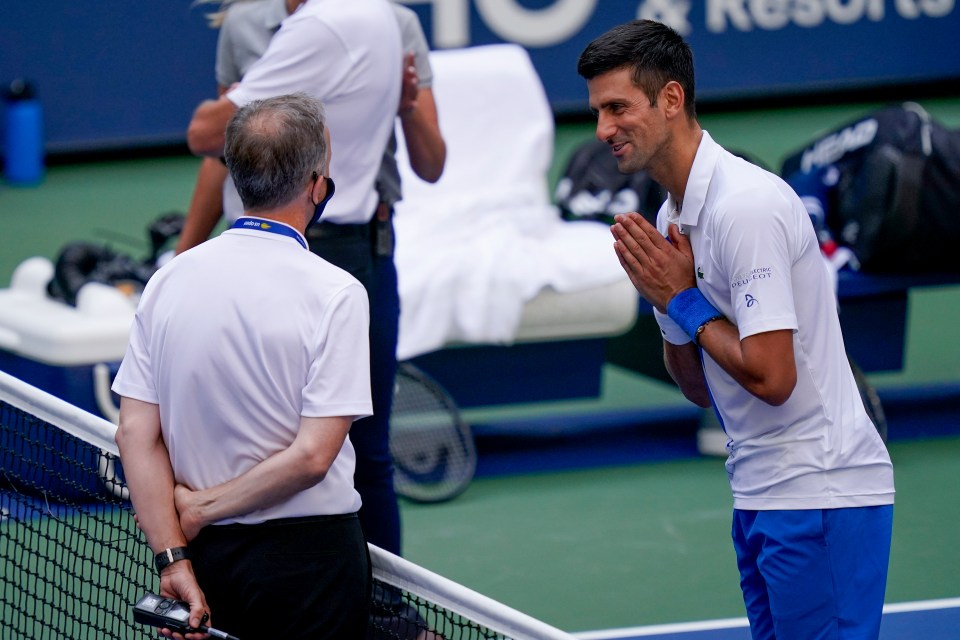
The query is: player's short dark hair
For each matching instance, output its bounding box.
[577,19,696,120]
[225,93,329,212]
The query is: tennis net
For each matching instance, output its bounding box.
[0,370,576,640]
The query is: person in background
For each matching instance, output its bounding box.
[177,0,444,253]
[115,93,373,639]
[579,19,894,640]
[183,0,444,557]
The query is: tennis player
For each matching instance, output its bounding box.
[578,20,895,639]
[114,93,372,639]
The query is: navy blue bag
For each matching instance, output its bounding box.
[782,103,960,274]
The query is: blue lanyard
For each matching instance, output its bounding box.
[231,217,307,249]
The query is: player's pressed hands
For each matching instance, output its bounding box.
[159,561,210,640]
[612,213,696,312]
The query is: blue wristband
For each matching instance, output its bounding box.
[666,288,723,343]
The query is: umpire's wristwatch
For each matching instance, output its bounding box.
[154,546,191,573]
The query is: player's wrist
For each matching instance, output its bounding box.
[653,308,692,345]
[666,287,724,345]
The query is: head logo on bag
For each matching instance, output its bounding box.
[784,102,960,274]
[800,118,879,173]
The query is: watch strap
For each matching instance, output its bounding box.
[154,546,191,573]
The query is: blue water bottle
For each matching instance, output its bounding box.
[3,79,45,185]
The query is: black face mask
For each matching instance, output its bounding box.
[308,176,336,230]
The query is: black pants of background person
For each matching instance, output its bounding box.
[307,212,402,556]
[190,513,370,639]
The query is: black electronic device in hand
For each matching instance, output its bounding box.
[133,593,240,640]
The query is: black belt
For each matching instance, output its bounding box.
[306,204,394,257]
[305,219,371,241]
[214,512,360,531]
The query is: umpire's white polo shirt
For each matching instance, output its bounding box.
[656,132,894,511]
[113,221,373,523]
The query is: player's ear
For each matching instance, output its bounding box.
[660,81,685,119]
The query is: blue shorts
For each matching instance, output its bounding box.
[732,506,893,640]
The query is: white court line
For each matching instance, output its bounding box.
[881,597,960,614]
[574,616,749,639]
[573,598,960,639]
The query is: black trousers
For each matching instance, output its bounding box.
[306,215,402,555]
[190,513,370,640]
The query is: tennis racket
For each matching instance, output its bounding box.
[849,354,888,442]
[390,362,476,503]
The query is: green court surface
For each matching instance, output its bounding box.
[399,436,960,633]
[2,99,959,635]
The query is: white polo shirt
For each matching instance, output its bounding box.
[226,0,401,224]
[215,0,428,221]
[656,132,894,510]
[215,0,287,89]
[113,221,373,523]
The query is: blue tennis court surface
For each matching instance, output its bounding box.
[574,598,960,640]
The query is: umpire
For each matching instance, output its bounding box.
[114,93,373,639]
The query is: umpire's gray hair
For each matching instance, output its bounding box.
[224,93,329,213]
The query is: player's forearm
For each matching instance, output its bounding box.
[664,341,711,407]
[662,284,797,406]
[176,158,229,254]
[697,323,797,406]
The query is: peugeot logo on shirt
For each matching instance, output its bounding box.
[731,267,773,289]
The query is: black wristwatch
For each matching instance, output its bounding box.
[154,546,191,573]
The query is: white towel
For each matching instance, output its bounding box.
[393,45,625,360]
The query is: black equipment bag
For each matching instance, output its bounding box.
[46,212,185,306]
[782,103,960,274]
[554,138,665,226]
[556,138,768,228]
